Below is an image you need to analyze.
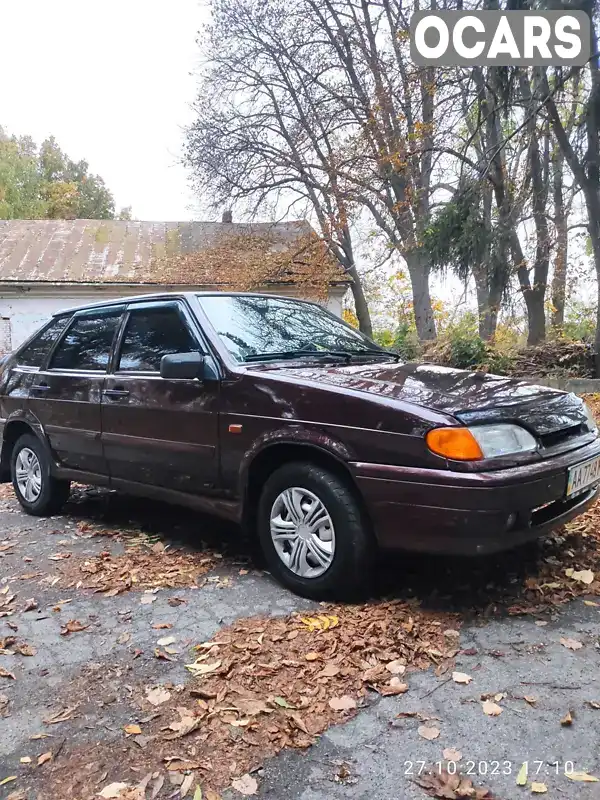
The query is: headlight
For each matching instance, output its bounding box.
[583,402,598,434]
[468,423,537,458]
[426,423,537,460]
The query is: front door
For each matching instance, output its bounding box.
[101,300,219,494]
[29,307,124,476]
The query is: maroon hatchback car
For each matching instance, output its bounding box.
[0,292,599,598]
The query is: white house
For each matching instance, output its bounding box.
[0,217,349,351]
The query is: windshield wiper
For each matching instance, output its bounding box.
[243,348,399,363]
[346,349,400,362]
[243,350,353,363]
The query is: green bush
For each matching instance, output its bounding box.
[444,314,487,369]
[373,322,420,361]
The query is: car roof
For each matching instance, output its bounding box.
[53,291,317,317]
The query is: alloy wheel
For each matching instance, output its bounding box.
[269,486,336,578]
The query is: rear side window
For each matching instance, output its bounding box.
[118,307,198,372]
[16,316,70,367]
[50,312,122,371]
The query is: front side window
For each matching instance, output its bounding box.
[50,312,122,371]
[118,307,198,372]
[197,295,388,363]
[16,315,71,367]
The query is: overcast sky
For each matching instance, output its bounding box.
[0,0,208,221]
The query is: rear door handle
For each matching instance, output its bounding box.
[31,382,50,392]
[102,388,130,398]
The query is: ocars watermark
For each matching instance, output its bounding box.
[410,11,590,66]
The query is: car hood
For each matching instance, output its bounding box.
[263,360,588,435]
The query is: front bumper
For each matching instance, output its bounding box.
[351,439,600,555]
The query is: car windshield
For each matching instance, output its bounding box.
[197,295,394,363]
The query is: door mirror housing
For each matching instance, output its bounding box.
[160,351,205,380]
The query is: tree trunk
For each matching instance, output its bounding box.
[524,286,547,345]
[473,266,500,341]
[346,262,373,337]
[551,150,567,331]
[585,187,600,375]
[405,250,436,341]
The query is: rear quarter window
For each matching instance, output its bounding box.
[15,316,71,368]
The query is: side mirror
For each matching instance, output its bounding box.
[160,351,205,380]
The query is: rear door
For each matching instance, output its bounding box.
[29,306,124,476]
[101,300,220,494]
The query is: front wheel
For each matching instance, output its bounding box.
[11,433,70,516]
[257,462,373,600]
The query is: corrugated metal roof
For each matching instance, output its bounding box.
[0,219,347,286]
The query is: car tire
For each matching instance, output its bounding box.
[11,433,71,516]
[257,461,374,600]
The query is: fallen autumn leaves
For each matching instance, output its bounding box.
[35,601,459,798]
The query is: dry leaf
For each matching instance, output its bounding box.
[516,763,528,786]
[37,752,52,766]
[185,659,221,676]
[531,782,547,793]
[43,705,78,724]
[99,783,130,798]
[379,677,408,696]
[19,757,31,764]
[154,648,176,662]
[452,671,472,684]
[560,637,583,650]
[318,663,340,678]
[583,600,599,607]
[587,700,600,709]
[117,632,131,645]
[482,700,503,716]
[523,696,537,705]
[566,771,599,782]
[418,725,440,740]
[157,636,176,646]
[299,614,338,631]
[146,687,171,706]
[13,642,36,657]
[571,569,594,584]
[442,748,462,761]
[385,659,406,675]
[164,713,203,739]
[0,667,16,680]
[60,619,88,636]
[124,724,142,735]
[231,774,258,796]
[0,777,17,787]
[560,711,573,726]
[328,695,356,711]
[304,652,319,661]
[180,773,195,797]
[152,623,172,629]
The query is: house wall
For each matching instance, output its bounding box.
[0,284,348,350]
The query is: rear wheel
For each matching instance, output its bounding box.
[11,433,70,516]
[257,461,373,600]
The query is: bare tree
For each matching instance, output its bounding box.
[185,0,373,333]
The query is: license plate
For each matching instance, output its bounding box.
[566,456,600,497]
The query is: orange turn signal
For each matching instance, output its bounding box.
[426,427,484,461]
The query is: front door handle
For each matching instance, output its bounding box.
[31,382,50,392]
[102,388,130,398]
